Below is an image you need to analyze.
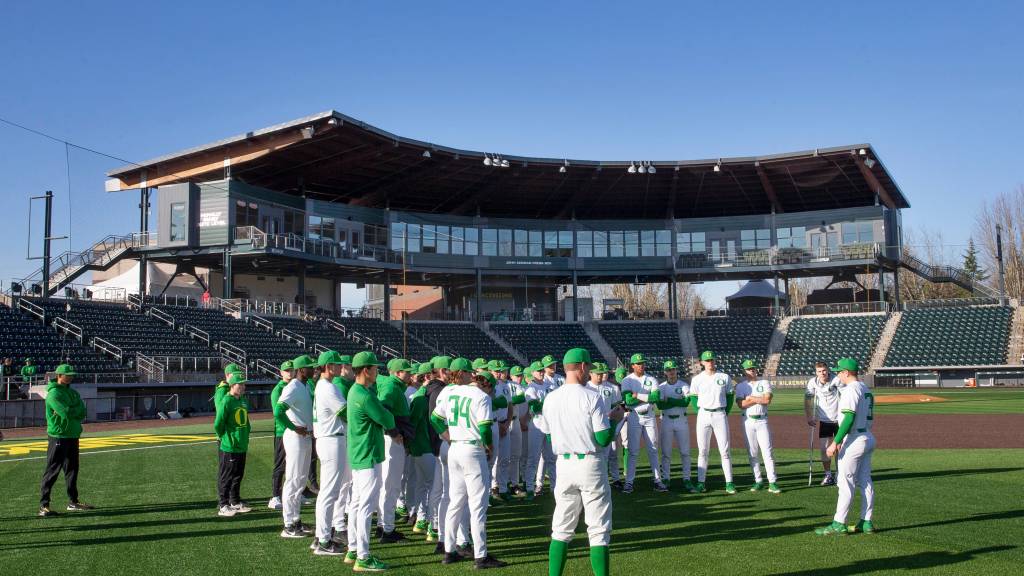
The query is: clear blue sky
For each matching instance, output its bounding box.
[1,1,1021,307]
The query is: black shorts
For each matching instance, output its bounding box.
[818,420,838,439]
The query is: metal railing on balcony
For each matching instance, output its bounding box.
[279,328,306,348]
[251,315,274,332]
[148,306,176,328]
[17,297,46,322]
[217,341,247,365]
[254,358,279,378]
[183,324,210,345]
[52,317,84,343]
[136,352,166,383]
[91,336,124,363]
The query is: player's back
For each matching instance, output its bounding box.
[441,385,492,443]
[542,384,607,455]
[842,381,874,433]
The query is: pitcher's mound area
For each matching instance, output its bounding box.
[875,393,947,404]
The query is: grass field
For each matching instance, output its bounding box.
[1,390,1022,576]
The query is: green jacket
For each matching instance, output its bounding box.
[333,376,353,400]
[22,365,38,379]
[214,381,229,412]
[270,380,287,437]
[408,387,431,456]
[45,381,86,438]
[377,376,411,418]
[214,394,251,453]
[347,384,396,470]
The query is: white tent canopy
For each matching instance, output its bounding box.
[87,261,205,300]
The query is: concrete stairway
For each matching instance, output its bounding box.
[868,311,903,373]
[583,321,621,368]
[763,315,795,378]
[481,323,528,366]
[679,319,698,360]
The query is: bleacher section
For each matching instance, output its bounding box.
[492,323,607,366]
[693,316,777,377]
[155,306,306,367]
[268,316,370,356]
[406,322,508,361]
[884,305,1013,367]
[332,318,437,362]
[1,303,124,375]
[777,314,886,376]
[597,321,684,374]
[33,299,215,361]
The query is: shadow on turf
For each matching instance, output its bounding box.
[768,545,1016,576]
[871,466,1023,482]
[887,509,1024,532]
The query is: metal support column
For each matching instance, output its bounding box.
[384,272,392,321]
[773,275,780,313]
[139,188,150,300]
[571,271,579,321]
[879,268,887,304]
[475,269,482,322]
[222,247,233,299]
[669,277,677,319]
[997,224,1007,306]
[41,191,53,298]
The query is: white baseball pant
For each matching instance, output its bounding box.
[509,422,523,488]
[377,435,405,533]
[625,413,661,484]
[493,426,512,493]
[445,442,490,559]
[526,421,556,492]
[314,436,347,542]
[399,453,413,514]
[606,418,626,482]
[405,453,435,522]
[696,409,733,483]
[282,429,312,526]
[352,465,381,558]
[742,417,777,483]
[659,415,691,483]
[433,442,469,542]
[834,433,875,524]
[551,454,612,546]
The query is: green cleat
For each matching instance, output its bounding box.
[694,482,707,493]
[353,555,389,572]
[425,528,438,542]
[682,479,696,493]
[853,520,875,534]
[344,551,357,564]
[768,483,781,494]
[750,482,764,492]
[725,482,737,494]
[814,521,849,536]
[413,520,428,534]
[395,506,408,519]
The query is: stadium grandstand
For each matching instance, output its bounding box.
[2,109,1020,425]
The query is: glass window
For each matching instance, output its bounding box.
[308,215,322,240]
[408,224,421,239]
[692,231,706,252]
[740,229,755,250]
[421,225,436,253]
[559,231,573,247]
[756,228,769,249]
[465,227,479,256]
[499,229,513,256]
[677,232,691,253]
[170,202,187,242]
[859,221,875,242]
[625,231,639,258]
[593,231,608,257]
[842,223,858,245]
[391,222,406,251]
[576,230,592,257]
[529,230,542,257]
[656,230,671,245]
[451,226,464,255]
[482,228,497,256]
[436,226,449,254]
[544,230,558,248]
[610,231,624,257]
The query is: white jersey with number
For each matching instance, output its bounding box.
[735,378,771,418]
[658,379,690,417]
[690,371,732,410]
[280,377,314,429]
[493,378,511,422]
[838,380,874,433]
[621,373,659,417]
[805,376,841,422]
[509,379,527,419]
[432,385,493,443]
[536,384,609,455]
[313,377,347,438]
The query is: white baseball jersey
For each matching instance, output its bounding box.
[279,377,314,428]
[544,372,565,390]
[658,379,690,417]
[509,379,527,420]
[735,378,772,418]
[838,380,874,433]
[405,385,419,402]
[433,385,493,443]
[536,384,609,455]
[621,373,659,417]
[690,371,733,410]
[493,378,511,422]
[313,377,347,437]
[805,376,841,422]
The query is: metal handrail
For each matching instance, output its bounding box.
[135,352,166,383]
[279,328,306,348]
[251,315,274,332]
[326,318,347,336]
[127,293,143,311]
[183,324,210,345]
[217,340,247,364]
[313,343,329,357]
[148,307,176,328]
[17,298,46,322]
[380,344,399,359]
[52,316,84,342]
[254,358,279,378]
[91,336,124,362]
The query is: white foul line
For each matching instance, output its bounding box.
[0,434,273,464]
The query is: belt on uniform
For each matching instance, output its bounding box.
[856,428,867,433]
[666,414,683,419]
[561,453,590,460]
[701,407,725,412]
[453,439,482,445]
[746,415,765,420]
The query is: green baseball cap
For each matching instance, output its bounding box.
[390,358,413,373]
[416,362,433,376]
[54,364,76,376]
[528,361,544,374]
[614,366,627,382]
[741,359,758,370]
[339,354,352,365]
[663,359,678,370]
[472,358,488,370]
[477,372,496,385]
[279,360,294,371]
[591,362,608,374]
[292,355,316,370]
[630,353,646,365]
[563,347,592,365]
[450,357,473,372]
[227,373,247,385]
[224,363,244,374]
[487,359,508,371]
[432,356,451,370]
[542,354,557,367]
[509,366,523,377]
[317,350,344,367]
[832,358,860,373]
[700,350,716,361]
[352,351,380,369]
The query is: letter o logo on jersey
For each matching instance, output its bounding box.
[715,376,726,386]
[675,386,683,395]
[756,384,764,394]
[234,407,248,427]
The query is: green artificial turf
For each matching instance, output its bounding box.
[761,388,1024,415]
[1,433,1021,575]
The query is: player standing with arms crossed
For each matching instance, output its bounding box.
[277,355,316,537]
[620,354,665,493]
[657,360,694,492]
[735,359,780,494]
[38,364,93,517]
[805,362,841,485]
[540,349,624,576]
[508,365,528,495]
[215,373,252,517]
[690,351,735,494]
[815,358,875,535]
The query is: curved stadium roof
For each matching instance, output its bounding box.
[108,110,908,220]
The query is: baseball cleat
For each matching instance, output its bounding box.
[280,524,306,538]
[38,506,58,518]
[395,505,408,519]
[653,481,669,492]
[768,483,781,494]
[821,473,835,487]
[682,479,696,493]
[231,502,251,513]
[442,552,462,564]
[413,520,429,534]
[267,497,282,510]
[852,520,875,534]
[474,554,509,569]
[380,529,407,544]
[622,482,634,494]
[457,542,474,558]
[301,496,315,506]
[298,522,314,536]
[353,555,389,572]
[218,505,237,517]
[611,480,625,490]
[344,551,357,564]
[694,482,707,493]
[814,521,849,536]
[750,482,764,492]
[433,542,445,554]
[314,541,346,556]
[67,501,95,511]
[330,529,347,545]
[725,482,737,494]
[426,528,439,542]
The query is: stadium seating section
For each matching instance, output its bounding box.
[331,317,437,363]
[597,321,683,375]
[268,316,364,356]
[155,305,306,367]
[492,323,607,367]
[406,322,508,361]
[776,314,886,376]
[693,316,777,377]
[0,302,124,375]
[884,305,1013,367]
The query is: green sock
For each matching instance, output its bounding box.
[590,545,610,576]
[549,540,569,576]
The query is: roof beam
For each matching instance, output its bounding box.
[756,165,784,213]
[853,154,897,209]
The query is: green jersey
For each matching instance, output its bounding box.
[45,381,86,438]
[270,379,287,436]
[22,364,38,379]
[408,387,431,456]
[333,376,353,399]
[214,394,251,453]
[347,383,396,470]
[377,376,411,418]
[214,381,229,411]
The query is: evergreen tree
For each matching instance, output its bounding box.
[962,238,989,282]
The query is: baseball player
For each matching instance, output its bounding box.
[690,351,735,494]
[488,360,512,501]
[657,360,694,492]
[431,370,507,568]
[508,365,528,495]
[347,351,401,571]
[277,354,316,537]
[428,357,470,555]
[620,354,665,493]
[268,361,294,510]
[524,361,557,499]
[805,362,842,485]
[376,358,413,543]
[312,350,349,555]
[38,364,93,517]
[406,362,436,536]
[215,373,252,518]
[540,349,623,576]
[611,366,629,489]
[542,354,565,389]
[735,360,780,494]
[815,358,875,535]
[588,363,624,487]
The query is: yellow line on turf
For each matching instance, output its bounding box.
[0,434,273,464]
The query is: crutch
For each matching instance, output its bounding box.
[807,395,817,486]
